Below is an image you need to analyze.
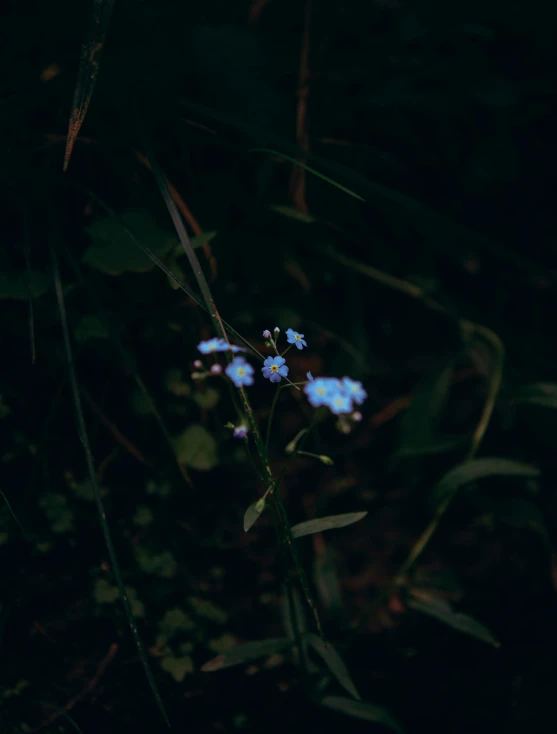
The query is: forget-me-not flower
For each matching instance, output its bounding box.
[341,377,367,405]
[286,328,307,350]
[328,392,353,415]
[262,356,289,383]
[304,377,338,407]
[198,338,245,355]
[226,357,254,387]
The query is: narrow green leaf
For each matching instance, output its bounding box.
[321,697,403,733]
[243,498,266,532]
[307,634,360,700]
[51,248,170,727]
[313,548,346,620]
[291,512,367,539]
[432,458,539,504]
[408,590,500,647]
[64,0,116,171]
[251,149,365,201]
[201,638,292,672]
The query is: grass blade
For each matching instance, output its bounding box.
[51,247,170,727]
[306,634,360,700]
[321,697,403,733]
[251,148,364,201]
[64,0,116,171]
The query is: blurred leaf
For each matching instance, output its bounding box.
[396,351,461,458]
[201,638,292,672]
[83,210,177,275]
[73,316,108,343]
[132,506,153,527]
[193,387,220,409]
[321,697,403,733]
[39,494,74,533]
[94,579,119,604]
[243,498,266,532]
[173,424,218,471]
[408,590,499,647]
[189,597,228,625]
[135,548,177,578]
[165,369,191,397]
[432,458,540,504]
[160,654,194,682]
[306,634,360,700]
[158,608,195,638]
[489,497,549,546]
[313,548,346,620]
[209,634,238,653]
[513,383,557,410]
[291,512,367,539]
[0,271,48,300]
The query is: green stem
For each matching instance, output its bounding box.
[266,386,281,452]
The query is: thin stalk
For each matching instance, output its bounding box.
[266,386,281,451]
[51,247,170,727]
[140,119,322,634]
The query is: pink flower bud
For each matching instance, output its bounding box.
[210,364,223,375]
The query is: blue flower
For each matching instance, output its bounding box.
[233,425,249,439]
[286,328,307,350]
[304,377,339,407]
[341,377,367,405]
[262,356,289,383]
[225,357,254,387]
[198,338,245,355]
[328,391,353,415]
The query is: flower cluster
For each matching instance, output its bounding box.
[304,374,367,415]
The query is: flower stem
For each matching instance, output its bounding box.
[266,385,281,452]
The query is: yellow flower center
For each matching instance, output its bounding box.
[271,364,278,372]
[317,387,325,395]
[294,334,300,340]
[238,368,245,376]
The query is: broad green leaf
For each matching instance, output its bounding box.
[0,271,49,299]
[307,634,360,700]
[173,424,218,471]
[291,512,367,539]
[73,316,108,343]
[83,210,178,275]
[243,498,266,532]
[321,697,403,733]
[432,458,539,504]
[408,590,499,647]
[160,654,194,682]
[209,634,238,653]
[201,637,292,672]
[396,350,462,458]
[513,383,557,410]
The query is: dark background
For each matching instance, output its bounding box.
[2,0,557,732]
